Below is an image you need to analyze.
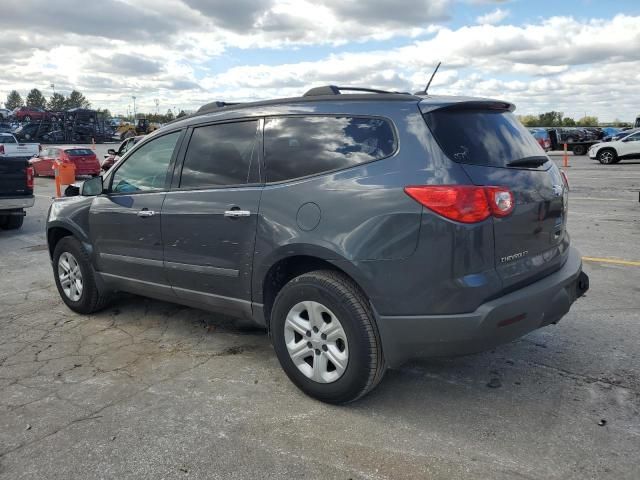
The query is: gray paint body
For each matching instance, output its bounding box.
[46,94,587,367]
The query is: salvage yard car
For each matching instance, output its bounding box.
[101,135,143,171]
[589,129,640,164]
[45,86,589,403]
[31,146,100,177]
[0,132,40,158]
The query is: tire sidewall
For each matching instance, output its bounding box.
[53,237,95,313]
[271,276,375,403]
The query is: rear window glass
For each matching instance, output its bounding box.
[264,116,396,183]
[424,110,544,167]
[0,135,16,144]
[65,149,94,156]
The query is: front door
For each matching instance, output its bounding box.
[161,119,262,315]
[89,130,183,289]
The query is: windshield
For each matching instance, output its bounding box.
[0,135,17,144]
[424,109,545,167]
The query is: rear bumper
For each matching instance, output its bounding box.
[375,247,588,368]
[0,195,35,211]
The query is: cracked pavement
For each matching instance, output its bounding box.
[0,148,639,479]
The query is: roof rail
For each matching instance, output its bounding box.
[196,101,242,113]
[303,85,411,97]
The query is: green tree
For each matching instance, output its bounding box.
[576,116,598,127]
[177,110,187,118]
[538,111,564,127]
[65,90,91,109]
[165,109,174,122]
[561,117,576,127]
[26,88,47,108]
[518,115,539,127]
[5,90,24,109]
[48,92,67,110]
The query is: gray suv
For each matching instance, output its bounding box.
[46,86,589,403]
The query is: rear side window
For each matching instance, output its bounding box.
[424,109,544,167]
[179,120,260,188]
[264,116,396,183]
[65,149,94,156]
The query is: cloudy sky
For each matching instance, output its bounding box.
[2,0,639,121]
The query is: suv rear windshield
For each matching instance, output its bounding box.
[424,109,544,167]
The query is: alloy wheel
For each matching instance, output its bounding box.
[58,252,83,301]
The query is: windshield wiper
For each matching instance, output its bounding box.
[506,156,548,168]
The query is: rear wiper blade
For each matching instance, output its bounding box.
[506,156,548,167]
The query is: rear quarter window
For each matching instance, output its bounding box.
[264,116,396,183]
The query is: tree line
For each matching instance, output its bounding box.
[5,88,91,111]
[518,111,631,128]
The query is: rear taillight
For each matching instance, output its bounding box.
[404,185,514,224]
[26,167,34,190]
[0,145,4,155]
[560,170,570,190]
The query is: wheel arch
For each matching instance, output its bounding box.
[47,220,92,260]
[255,245,377,330]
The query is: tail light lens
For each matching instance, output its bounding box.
[26,166,34,190]
[0,145,4,155]
[404,185,514,223]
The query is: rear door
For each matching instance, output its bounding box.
[161,119,262,315]
[423,105,568,291]
[89,130,183,287]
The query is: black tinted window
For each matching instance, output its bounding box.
[65,149,94,156]
[424,109,544,167]
[264,116,396,183]
[179,121,260,188]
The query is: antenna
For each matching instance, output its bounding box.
[419,61,441,95]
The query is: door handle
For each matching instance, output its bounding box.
[137,209,157,217]
[224,209,251,218]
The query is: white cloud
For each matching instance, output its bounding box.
[476,8,510,24]
[0,2,638,122]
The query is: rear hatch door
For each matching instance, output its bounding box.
[0,157,30,196]
[422,103,569,291]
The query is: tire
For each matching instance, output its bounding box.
[52,236,110,314]
[0,213,23,230]
[271,270,386,404]
[572,144,586,156]
[597,149,617,165]
[24,115,31,122]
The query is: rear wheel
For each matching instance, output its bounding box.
[271,270,386,404]
[23,115,31,122]
[597,149,617,165]
[572,144,586,156]
[53,236,110,314]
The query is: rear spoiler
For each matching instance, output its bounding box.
[418,97,515,114]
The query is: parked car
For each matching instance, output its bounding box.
[605,127,640,142]
[13,122,55,142]
[558,128,586,143]
[101,136,144,171]
[0,122,14,133]
[589,130,640,164]
[12,106,59,123]
[0,135,35,230]
[46,85,589,403]
[0,133,40,158]
[31,146,100,177]
[528,128,551,151]
[0,108,11,119]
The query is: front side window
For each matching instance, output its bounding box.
[111,131,181,193]
[264,116,396,183]
[179,120,260,189]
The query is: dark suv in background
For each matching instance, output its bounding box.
[46,86,589,403]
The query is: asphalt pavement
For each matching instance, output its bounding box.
[0,149,638,479]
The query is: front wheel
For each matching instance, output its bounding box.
[597,149,617,164]
[271,270,386,404]
[53,236,110,314]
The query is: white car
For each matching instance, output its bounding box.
[0,133,40,158]
[0,108,11,119]
[589,130,640,164]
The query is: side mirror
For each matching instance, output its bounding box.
[107,148,117,155]
[81,176,103,196]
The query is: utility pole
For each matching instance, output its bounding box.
[154,98,159,115]
[50,83,55,97]
[131,96,137,120]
